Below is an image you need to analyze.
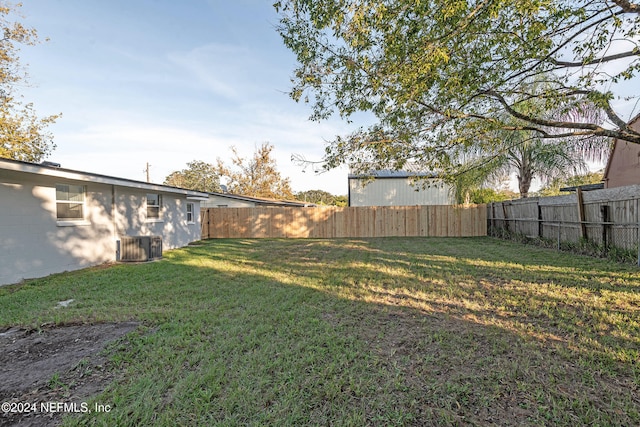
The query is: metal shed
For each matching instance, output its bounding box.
[348,170,455,207]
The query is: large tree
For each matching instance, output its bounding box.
[0,3,59,162]
[216,143,295,199]
[164,160,222,192]
[274,0,640,174]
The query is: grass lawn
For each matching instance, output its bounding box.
[1,237,639,426]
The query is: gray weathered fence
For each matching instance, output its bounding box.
[488,184,640,264]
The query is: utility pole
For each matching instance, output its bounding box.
[143,162,151,183]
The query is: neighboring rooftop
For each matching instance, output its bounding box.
[559,183,605,192]
[207,191,315,207]
[0,157,210,198]
[348,170,439,179]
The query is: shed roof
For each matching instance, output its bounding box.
[0,157,210,199]
[348,170,438,179]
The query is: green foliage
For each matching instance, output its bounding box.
[0,4,60,162]
[333,195,348,206]
[449,79,610,199]
[215,143,295,199]
[455,129,603,198]
[164,160,221,192]
[0,99,60,162]
[495,229,637,265]
[468,188,515,204]
[274,0,639,177]
[535,171,604,197]
[295,189,347,205]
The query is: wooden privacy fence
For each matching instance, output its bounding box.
[488,184,640,256]
[201,205,487,239]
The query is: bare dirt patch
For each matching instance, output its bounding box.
[0,322,138,426]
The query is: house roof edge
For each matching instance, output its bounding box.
[0,157,210,197]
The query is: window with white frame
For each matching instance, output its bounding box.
[186,202,195,223]
[56,184,85,220]
[147,193,162,219]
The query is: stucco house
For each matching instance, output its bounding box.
[603,114,640,188]
[348,170,455,207]
[0,158,209,286]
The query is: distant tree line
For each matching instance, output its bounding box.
[294,190,347,206]
[164,143,346,204]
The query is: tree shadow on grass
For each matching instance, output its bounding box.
[2,237,638,426]
[147,237,640,426]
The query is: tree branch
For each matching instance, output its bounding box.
[611,0,640,13]
[549,48,639,67]
[484,89,640,143]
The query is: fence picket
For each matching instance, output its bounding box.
[488,185,640,260]
[201,205,486,239]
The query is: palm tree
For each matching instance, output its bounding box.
[452,79,610,200]
[454,129,609,200]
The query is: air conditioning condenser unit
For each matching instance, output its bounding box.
[118,236,162,262]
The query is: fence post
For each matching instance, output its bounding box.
[576,188,587,240]
[491,202,497,236]
[490,203,497,237]
[601,205,610,256]
[537,203,543,238]
[502,202,509,234]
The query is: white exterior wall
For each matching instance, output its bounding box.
[114,188,201,249]
[349,177,455,207]
[0,169,201,286]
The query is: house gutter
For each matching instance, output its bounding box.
[0,157,209,198]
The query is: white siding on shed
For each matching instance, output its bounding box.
[349,177,454,206]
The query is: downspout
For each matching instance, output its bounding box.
[112,185,120,260]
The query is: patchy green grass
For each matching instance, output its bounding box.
[1,237,639,426]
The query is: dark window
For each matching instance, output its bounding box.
[186,202,194,223]
[56,184,85,220]
[147,193,162,219]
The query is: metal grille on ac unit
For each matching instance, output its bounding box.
[118,236,162,262]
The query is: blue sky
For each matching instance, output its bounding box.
[13,1,636,196]
[16,0,360,195]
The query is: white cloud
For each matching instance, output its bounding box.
[49,105,355,194]
[167,43,259,100]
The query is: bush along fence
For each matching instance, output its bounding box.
[201,205,487,239]
[488,184,640,265]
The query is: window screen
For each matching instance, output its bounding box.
[56,184,85,220]
[147,193,162,219]
[186,203,194,223]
